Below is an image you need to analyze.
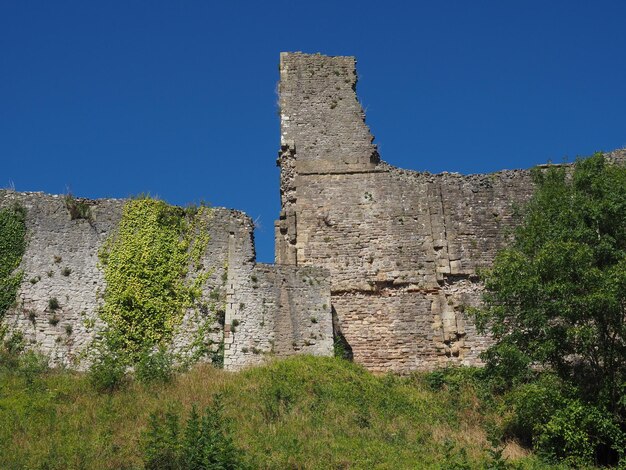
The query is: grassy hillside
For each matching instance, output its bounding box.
[0,354,558,469]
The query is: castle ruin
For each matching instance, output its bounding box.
[2,52,623,373]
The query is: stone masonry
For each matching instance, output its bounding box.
[2,52,623,373]
[0,191,332,370]
[274,52,619,373]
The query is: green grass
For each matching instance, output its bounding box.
[0,355,558,469]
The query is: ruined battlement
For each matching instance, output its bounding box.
[278,52,379,174]
[2,52,623,373]
[275,52,624,372]
[0,191,332,370]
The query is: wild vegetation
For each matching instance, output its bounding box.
[1,156,624,468]
[474,153,626,467]
[97,197,211,361]
[0,202,27,320]
[64,193,93,221]
[1,336,557,470]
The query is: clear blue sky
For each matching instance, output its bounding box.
[2,1,625,262]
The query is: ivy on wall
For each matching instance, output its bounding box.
[0,202,27,320]
[98,197,211,358]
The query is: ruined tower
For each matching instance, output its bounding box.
[275,52,535,372]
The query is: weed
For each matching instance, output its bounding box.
[49,316,60,326]
[88,349,127,392]
[143,397,244,469]
[48,297,60,311]
[61,267,72,276]
[65,324,73,336]
[64,193,93,221]
[54,255,62,264]
[135,347,174,385]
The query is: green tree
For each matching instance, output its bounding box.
[474,153,626,463]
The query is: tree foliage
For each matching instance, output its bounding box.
[475,153,626,464]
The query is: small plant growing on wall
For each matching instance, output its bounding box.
[48,297,60,311]
[64,193,93,221]
[49,316,60,326]
[61,267,72,276]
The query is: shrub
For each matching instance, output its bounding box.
[143,406,182,470]
[61,267,71,276]
[143,397,246,469]
[135,346,174,385]
[502,374,569,447]
[0,329,25,370]
[16,350,49,387]
[535,400,625,466]
[88,350,127,392]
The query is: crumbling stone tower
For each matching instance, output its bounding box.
[275,52,535,372]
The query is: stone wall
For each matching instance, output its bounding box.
[0,190,332,370]
[0,192,123,367]
[276,52,537,372]
[224,263,332,370]
[3,52,623,374]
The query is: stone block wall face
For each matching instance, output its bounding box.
[0,191,333,370]
[0,192,123,367]
[4,53,622,375]
[223,263,332,371]
[171,209,254,365]
[276,52,537,372]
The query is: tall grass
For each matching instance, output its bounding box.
[0,355,555,469]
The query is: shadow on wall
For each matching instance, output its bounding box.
[332,306,353,361]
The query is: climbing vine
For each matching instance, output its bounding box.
[98,197,211,359]
[0,202,27,320]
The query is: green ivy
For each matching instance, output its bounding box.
[0,202,27,319]
[98,198,211,359]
